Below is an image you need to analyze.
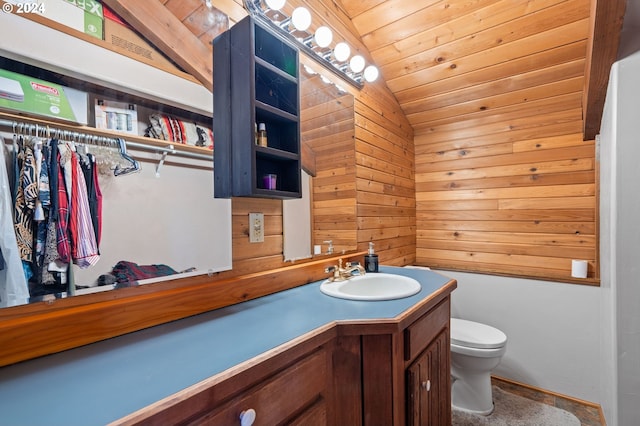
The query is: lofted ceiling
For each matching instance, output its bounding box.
[103,0,628,141]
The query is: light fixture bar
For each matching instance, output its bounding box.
[244,0,376,89]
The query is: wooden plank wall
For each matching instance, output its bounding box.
[296,0,417,267]
[355,88,416,266]
[408,2,599,283]
[301,72,358,254]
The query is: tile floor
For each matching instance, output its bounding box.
[491,377,604,426]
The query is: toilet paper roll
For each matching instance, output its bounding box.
[571,260,588,278]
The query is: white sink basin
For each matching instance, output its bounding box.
[319,273,421,301]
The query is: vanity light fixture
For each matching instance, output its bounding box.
[364,65,379,83]
[264,0,285,10]
[245,0,379,88]
[333,42,351,63]
[349,55,365,73]
[314,26,333,48]
[291,7,312,31]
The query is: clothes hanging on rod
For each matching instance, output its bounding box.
[0,137,30,307]
[9,130,105,299]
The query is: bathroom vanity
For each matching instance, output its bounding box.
[0,267,455,426]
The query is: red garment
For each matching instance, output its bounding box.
[68,152,99,268]
[55,155,70,263]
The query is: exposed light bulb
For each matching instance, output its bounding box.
[265,0,285,11]
[291,7,311,31]
[364,65,379,82]
[333,42,350,62]
[349,55,365,73]
[314,26,333,48]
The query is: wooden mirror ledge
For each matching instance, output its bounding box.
[0,252,366,367]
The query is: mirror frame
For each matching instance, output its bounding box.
[0,251,365,366]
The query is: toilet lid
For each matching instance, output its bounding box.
[450,318,507,349]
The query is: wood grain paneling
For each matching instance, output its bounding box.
[329,0,598,283]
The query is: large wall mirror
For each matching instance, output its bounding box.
[1,22,357,318]
[283,62,357,261]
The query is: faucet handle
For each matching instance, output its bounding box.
[323,240,334,254]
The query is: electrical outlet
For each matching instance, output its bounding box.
[249,213,264,243]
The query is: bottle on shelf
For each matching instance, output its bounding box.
[255,122,258,145]
[257,123,268,147]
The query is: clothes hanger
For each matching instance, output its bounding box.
[113,137,140,176]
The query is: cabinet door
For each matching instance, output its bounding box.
[406,329,450,426]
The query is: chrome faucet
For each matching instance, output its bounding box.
[324,258,366,282]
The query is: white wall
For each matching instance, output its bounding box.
[441,270,602,403]
[72,150,232,287]
[598,28,640,425]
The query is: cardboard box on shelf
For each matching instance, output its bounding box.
[94,99,138,135]
[0,68,88,124]
[103,5,181,73]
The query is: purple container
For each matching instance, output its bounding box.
[263,174,277,190]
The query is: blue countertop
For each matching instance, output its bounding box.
[0,266,452,425]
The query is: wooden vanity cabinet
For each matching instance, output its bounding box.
[119,292,453,426]
[124,333,335,426]
[405,298,451,426]
[406,329,450,425]
[196,346,329,425]
[344,296,451,426]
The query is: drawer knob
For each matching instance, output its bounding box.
[421,380,431,391]
[240,408,256,426]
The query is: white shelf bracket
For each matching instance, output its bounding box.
[155,144,176,177]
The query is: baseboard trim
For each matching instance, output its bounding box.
[491,375,607,426]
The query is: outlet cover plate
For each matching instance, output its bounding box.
[249,213,264,243]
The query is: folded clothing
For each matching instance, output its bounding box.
[145,114,213,149]
[111,260,178,283]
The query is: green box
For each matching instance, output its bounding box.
[0,69,88,124]
[63,0,103,39]
[39,0,104,39]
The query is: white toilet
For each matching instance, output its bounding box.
[450,318,507,415]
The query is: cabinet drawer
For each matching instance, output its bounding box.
[404,299,450,362]
[194,347,328,425]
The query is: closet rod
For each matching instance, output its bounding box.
[0,118,213,161]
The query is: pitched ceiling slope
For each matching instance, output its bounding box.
[104,0,626,140]
[339,0,626,140]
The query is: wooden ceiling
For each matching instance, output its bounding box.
[103,0,628,141]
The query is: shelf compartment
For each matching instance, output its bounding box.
[255,63,298,116]
[255,107,299,154]
[255,154,301,195]
[254,24,298,78]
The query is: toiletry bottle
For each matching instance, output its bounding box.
[254,122,258,145]
[258,123,268,147]
[364,242,379,273]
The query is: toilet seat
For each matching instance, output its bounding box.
[451,318,507,349]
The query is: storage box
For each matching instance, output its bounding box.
[21,0,105,39]
[94,99,138,135]
[103,6,180,72]
[0,68,88,124]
